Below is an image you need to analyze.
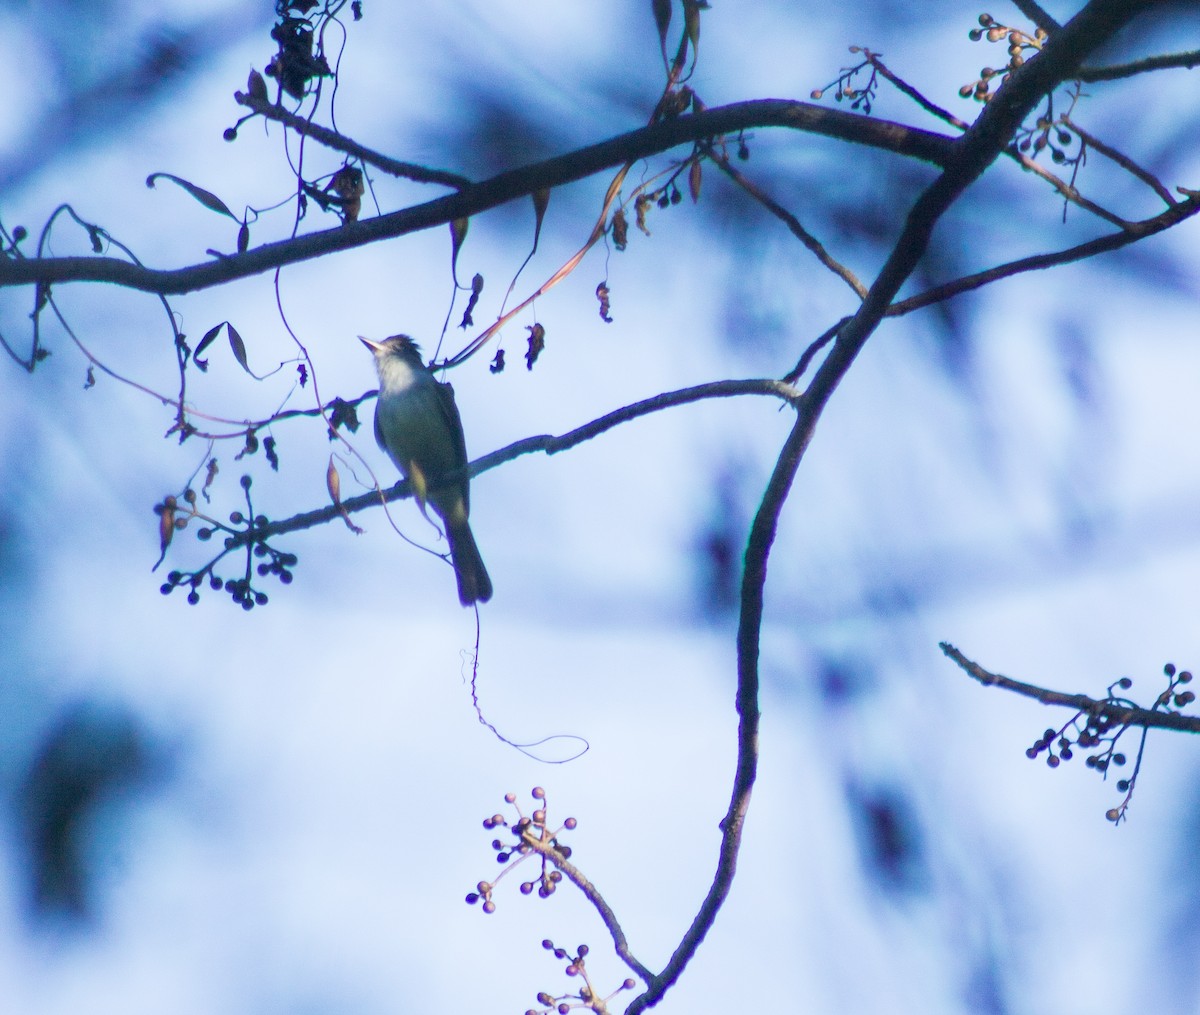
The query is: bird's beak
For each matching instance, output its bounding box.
[358,335,385,353]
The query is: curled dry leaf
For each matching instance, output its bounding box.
[596,282,613,323]
[612,208,628,250]
[525,323,545,370]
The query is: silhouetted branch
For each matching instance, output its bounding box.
[940,643,1200,734]
[228,378,800,547]
[0,100,955,296]
[235,91,472,189]
[710,151,868,299]
[1080,48,1200,82]
[886,193,1200,317]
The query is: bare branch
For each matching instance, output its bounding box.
[1010,0,1061,34]
[1062,115,1177,205]
[520,835,654,984]
[225,378,800,547]
[940,643,1200,734]
[0,101,955,296]
[1080,48,1200,82]
[885,193,1200,318]
[710,152,868,300]
[235,91,472,189]
[628,396,814,1013]
[623,15,1163,1000]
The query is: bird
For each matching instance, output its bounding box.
[360,335,493,606]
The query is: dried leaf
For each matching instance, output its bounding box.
[158,498,176,553]
[490,349,506,374]
[688,158,702,203]
[237,221,250,253]
[328,397,360,434]
[635,194,653,236]
[460,272,484,328]
[146,172,237,220]
[596,282,613,323]
[652,0,672,59]
[328,457,364,533]
[532,188,550,254]
[202,458,219,503]
[227,323,250,374]
[264,436,279,471]
[247,68,269,102]
[326,458,342,504]
[525,323,545,370]
[612,208,628,250]
[236,430,259,461]
[450,217,469,286]
[194,322,224,371]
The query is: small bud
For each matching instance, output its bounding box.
[482,901,496,914]
[532,787,545,799]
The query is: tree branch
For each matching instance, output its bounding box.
[0,101,955,295]
[939,643,1200,734]
[521,834,654,985]
[226,378,800,547]
[1080,48,1200,82]
[627,7,1159,1005]
[627,398,814,1014]
[710,151,868,300]
[885,193,1200,318]
[235,91,472,189]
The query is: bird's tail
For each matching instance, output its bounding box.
[447,519,493,606]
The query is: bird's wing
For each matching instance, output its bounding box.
[435,380,471,512]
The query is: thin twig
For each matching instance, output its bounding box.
[521,835,654,984]
[1080,48,1200,82]
[237,91,471,189]
[0,100,956,296]
[885,193,1200,318]
[710,153,868,300]
[867,52,1130,229]
[1010,0,1061,34]
[1062,115,1177,206]
[939,643,1200,734]
[1005,145,1130,227]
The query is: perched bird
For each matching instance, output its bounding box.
[360,335,493,606]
